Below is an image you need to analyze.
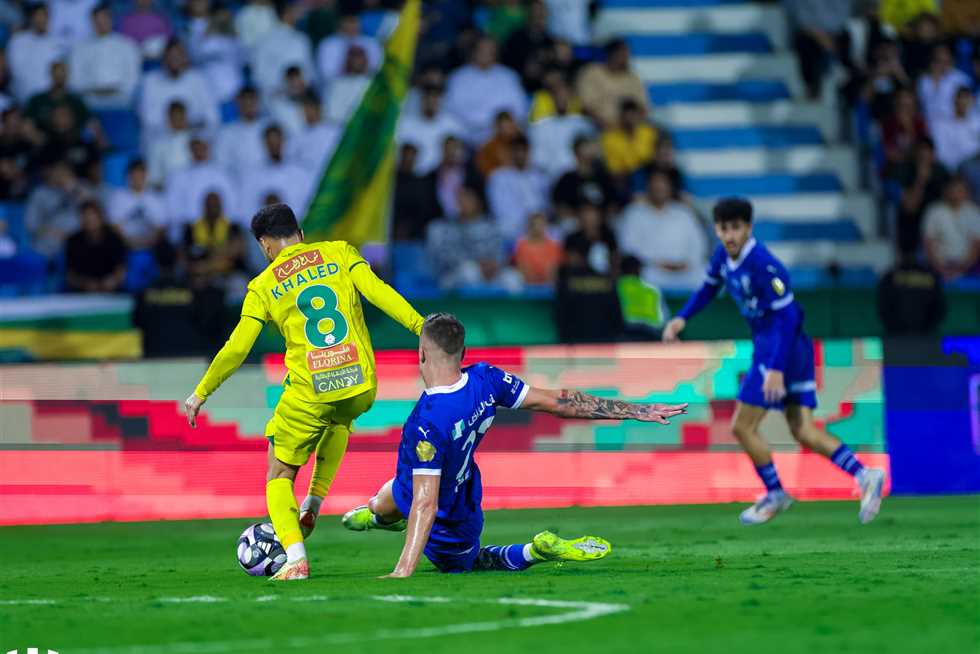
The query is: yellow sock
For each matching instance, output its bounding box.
[308,423,350,499]
[266,478,303,551]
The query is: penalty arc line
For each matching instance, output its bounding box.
[57,595,629,654]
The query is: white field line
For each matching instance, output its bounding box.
[10,594,628,654]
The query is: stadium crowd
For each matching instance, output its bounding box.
[0,0,977,340]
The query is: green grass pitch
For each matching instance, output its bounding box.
[2,497,977,654]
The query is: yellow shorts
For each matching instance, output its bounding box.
[265,386,376,466]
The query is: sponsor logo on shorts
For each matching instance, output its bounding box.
[312,364,364,394]
[307,343,359,371]
[273,250,323,281]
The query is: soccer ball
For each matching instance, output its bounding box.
[237,522,287,576]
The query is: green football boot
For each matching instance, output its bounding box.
[341,505,407,532]
[530,530,612,563]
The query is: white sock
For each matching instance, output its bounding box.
[286,542,306,563]
[300,495,323,516]
[522,543,537,563]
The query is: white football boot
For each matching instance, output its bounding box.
[857,468,886,524]
[739,490,795,525]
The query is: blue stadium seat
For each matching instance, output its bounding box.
[626,33,771,56]
[648,80,791,105]
[104,151,135,188]
[685,173,841,196]
[0,202,27,248]
[96,109,141,153]
[220,100,239,124]
[603,0,747,6]
[391,242,440,299]
[671,126,824,149]
[753,220,863,242]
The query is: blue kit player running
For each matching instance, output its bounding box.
[662,198,886,525]
[343,313,688,578]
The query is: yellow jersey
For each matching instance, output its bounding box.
[196,239,423,404]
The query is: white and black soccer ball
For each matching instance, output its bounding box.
[237,522,287,576]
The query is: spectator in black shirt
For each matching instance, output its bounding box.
[890,138,949,254]
[502,0,555,93]
[393,142,440,241]
[552,135,617,223]
[562,200,619,276]
[877,252,946,335]
[65,198,128,293]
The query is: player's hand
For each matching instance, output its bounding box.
[662,318,686,342]
[762,370,786,405]
[637,402,688,424]
[379,569,412,579]
[183,393,205,428]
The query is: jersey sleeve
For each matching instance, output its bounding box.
[483,364,530,409]
[403,418,448,476]
[240,283,269,324]
[677,247,724,320]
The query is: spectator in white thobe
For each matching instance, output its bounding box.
[268,65,309,136]
[917,44,972,130]
[213,86,268,179]
[285,91,341,173]
[234,0,277,56]
[240,125,313,218]
[7,4,65,102]
[250,2,314,101]
[48,0,98,49]
[316,13,381,84]
[528,78,593,180]
[323,44,371,124]
[444,36,528,145]
[188,5,244,104]
[146,100,192,187]
[140,39,219,139]
[618,169,707,291]
[932,86,980,172]
[107,158,169,248]
[165,136,239,225]
[397,82,465,174]
[486,135,550,242]
[69,4,141,109]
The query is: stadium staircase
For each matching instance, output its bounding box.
[596,0,893,287]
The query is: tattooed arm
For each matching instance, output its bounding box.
[521,388,688,424]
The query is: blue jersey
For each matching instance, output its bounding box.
[679,238,804,373]
[392,362,529,524]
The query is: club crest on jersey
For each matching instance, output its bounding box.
[307,343,359,371]
[771,277,786,296]
[273,250,324,281]
[416,440,437,462]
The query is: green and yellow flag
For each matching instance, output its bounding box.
[302,0,420,245]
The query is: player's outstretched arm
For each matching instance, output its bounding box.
[349,257,425,335]
[521,387,687,424]
[183,317,264,428]
[384,472,440,579]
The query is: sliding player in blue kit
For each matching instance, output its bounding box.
[663,197,886,525]
[342,313,689,577]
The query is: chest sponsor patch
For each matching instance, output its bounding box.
[273,250,323,281]
[311,364,365,394]
[415,440,437,462]
[307,343,359,372]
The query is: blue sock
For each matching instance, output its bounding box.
[475,544,534,571]
[830,444,865,477]
[755,462,783,493]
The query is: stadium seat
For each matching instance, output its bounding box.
[0,202,27,248]
[96,109,141,153]
[391,242,440,299]
[104,152,135,188]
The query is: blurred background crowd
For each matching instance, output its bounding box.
[0,0,976,345]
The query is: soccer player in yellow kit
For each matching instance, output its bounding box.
[183,203,423,581]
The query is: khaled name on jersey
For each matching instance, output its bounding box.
[270,250,340,300]
[312,364,365,394]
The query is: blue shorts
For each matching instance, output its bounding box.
[739,333,817,410]
[423,515,484,573]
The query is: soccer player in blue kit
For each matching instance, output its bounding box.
[343,313,689,578]
[662,197,886,525]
